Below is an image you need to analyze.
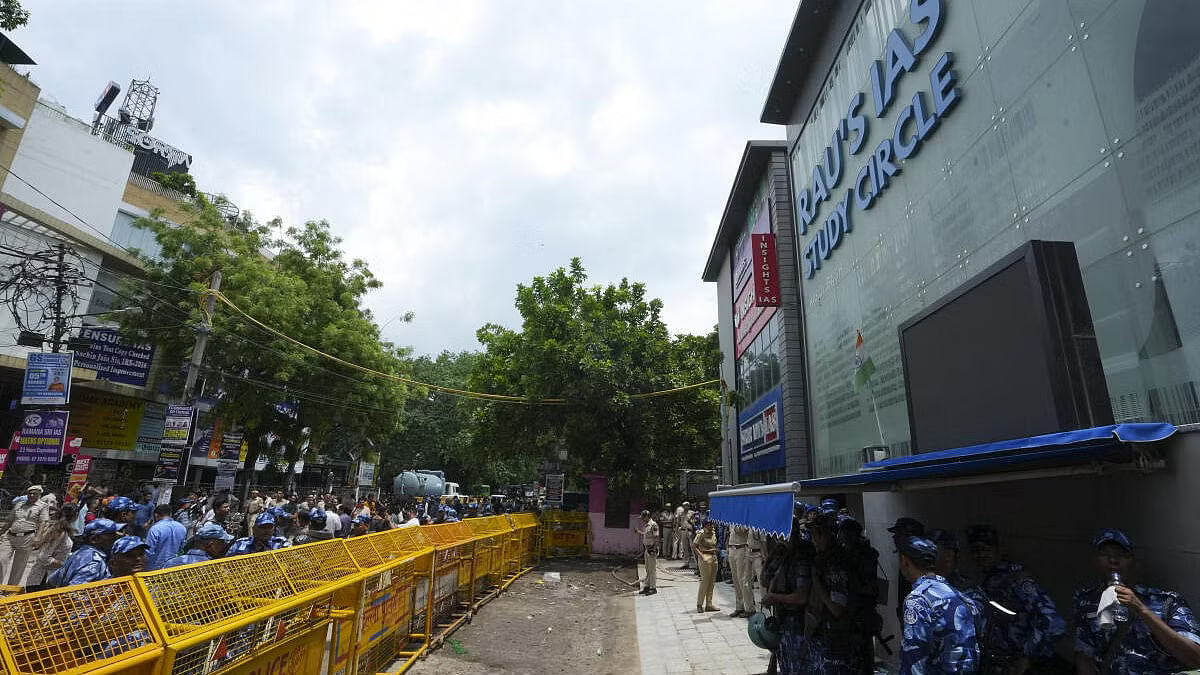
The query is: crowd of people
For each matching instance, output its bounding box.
[638,498,1200,674]
[0,482,535,592]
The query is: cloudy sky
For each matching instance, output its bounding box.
[16,1,795,356]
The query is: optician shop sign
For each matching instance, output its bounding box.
[739,386,785,474]
[797,0,961,278]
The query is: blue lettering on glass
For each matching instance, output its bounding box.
[799,0,958,280]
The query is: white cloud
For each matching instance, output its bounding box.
[16,0,796,355]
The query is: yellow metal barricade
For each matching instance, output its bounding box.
[0,517,540,675]
[0,577,162,675]
[541,510,590,558]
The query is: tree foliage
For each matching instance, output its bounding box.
[470,258,720,492]
[0,0,29,31]
[118,197,408,482]
[150,171,197,197]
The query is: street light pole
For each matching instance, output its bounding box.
[183,270,221,400]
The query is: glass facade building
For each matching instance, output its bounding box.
[776,0,1200,477]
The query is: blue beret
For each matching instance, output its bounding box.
[194,523,233,542]
[84,518,125,535]
[1093,528,1132,551]
[111,536,149,555]
[899,535,938,566]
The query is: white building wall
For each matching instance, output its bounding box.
[716,256,736,485]
[859,429,1200,665]
[2,101,133,237]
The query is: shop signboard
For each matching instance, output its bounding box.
[0,448,8,481]
[219,431,244,461]
[66,390,146,452]
[738,387,785,474]
[545,473,564,505]
[751,233,779,307]
[357,461,376,486]
[72,326,155,387]
[734,276,777,358]
[64,455,92,503]
[21,352,72,405]
[154,405,194,481]
[215,459,239,492]
[16,410,69,464]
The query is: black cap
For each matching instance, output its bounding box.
[809,513,838,532]
[898,535,938,567]
[928,528,958,551]
[966,524,998,545]
[887,517,925,536]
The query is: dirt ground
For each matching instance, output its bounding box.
[407,557,640,675]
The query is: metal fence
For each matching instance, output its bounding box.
[0,513,554,675]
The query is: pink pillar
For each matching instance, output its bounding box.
[583,473,643,555]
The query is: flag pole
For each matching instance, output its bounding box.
[867,380,886,447]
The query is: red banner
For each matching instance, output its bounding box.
[751,233,779,307]
[64,455,92,504]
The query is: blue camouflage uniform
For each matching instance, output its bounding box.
[1074,583,1200,674]
[46,518,124,587]
[901,574,980,674]
[946,571,987,634]
[808,516,863,674]
[979,561,1065,659]
[226,512,288,556]
[771,531,814,675]
[159,523,233,569]
[1074,528,1200,674]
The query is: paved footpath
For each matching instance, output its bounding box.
[634,561,771,675]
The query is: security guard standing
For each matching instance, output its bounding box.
[46,518,124,587]
[1073,528,1200,674]
[657,504,673,559]
[727,524,754,617]
[929,528,987,632]
[636,509,659,595]
[226,512,289,556]
[159,523,233,568]
[898,535,979,674]
[806,513,865,674]
[967,524,1065,674]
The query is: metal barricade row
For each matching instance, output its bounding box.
[0,513,573,675]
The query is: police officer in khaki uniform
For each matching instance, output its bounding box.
[636,510,659,595]
[727,524,756,617]
[0,486,50,585]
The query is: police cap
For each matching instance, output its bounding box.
[898,535,938,567]
[928,528,958,551]
[1093,528,1132,552]
[886,517,925,536]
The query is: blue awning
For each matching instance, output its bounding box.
[708,424,1176,535]
[802,423,1175,491]
[708,483,798,539]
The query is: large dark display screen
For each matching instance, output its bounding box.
[899,241,1112,453]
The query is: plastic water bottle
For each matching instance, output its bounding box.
[1110,571,1130,624]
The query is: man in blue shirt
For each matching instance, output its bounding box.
[899,535,979,674]
[968,524,1065,673]
[46,518,123,587]
[145,504,187,570]
[159,524,233,569]
[1073,528,1200,674]
[132,493,154,537]
[226,512,288,556]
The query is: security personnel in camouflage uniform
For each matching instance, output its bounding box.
[806,513,867,674]
[1073,528,1200,674]
[159,523,233,568]
[46,518,123,587]
[929,529,986,633]
[226,512,288,556]
[898,535,979,674]
[967,524,1065,673]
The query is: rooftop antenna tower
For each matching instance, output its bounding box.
[118,78,158,132]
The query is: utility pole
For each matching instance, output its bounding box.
[183,270,221,399]
[176,270,220,496]
[51,244,65,352]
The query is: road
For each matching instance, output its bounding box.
[407,558,640,675]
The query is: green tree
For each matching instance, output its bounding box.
[118,198,408,491]
[0,0,29,31]
[150,171,197,197]
[470,258,720,493]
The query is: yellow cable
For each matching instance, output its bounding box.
[209,290,719,405]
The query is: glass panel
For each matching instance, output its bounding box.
[981,0,1075,108]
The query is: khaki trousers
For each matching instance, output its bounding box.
[730,546,756,612]
[643,547,657,588]
[0,531,35,586]
[697,558,716,609]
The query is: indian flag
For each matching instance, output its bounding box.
[853,330,876,392]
